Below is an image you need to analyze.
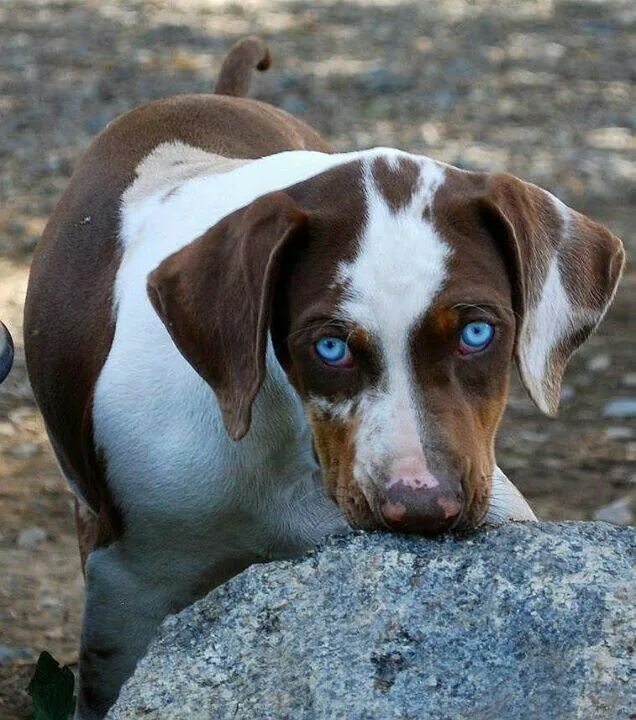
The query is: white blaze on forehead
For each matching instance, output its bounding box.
[338,153,449,384]
[334,152,450,489]
[338,153,448,340]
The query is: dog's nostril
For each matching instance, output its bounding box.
[437,495,461,521]
[381,500,407,523]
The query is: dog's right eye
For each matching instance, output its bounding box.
[315,337,354,368]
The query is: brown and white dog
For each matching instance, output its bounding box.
[24,37,624,718]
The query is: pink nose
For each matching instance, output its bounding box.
[379,458,462,535]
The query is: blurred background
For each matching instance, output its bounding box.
[0,0,633,716]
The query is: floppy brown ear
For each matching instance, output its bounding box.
[147,191,308,440]
[478,174,624,414]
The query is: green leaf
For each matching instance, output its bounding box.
[28,651,75,720]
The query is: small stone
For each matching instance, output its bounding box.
[7,407,35,425]
[45,627,64,640]
[602,399,636,418]
[560,384,576,402]
[586,354,611,372]
[0,646,32,665]
[0,421,16,437]
[605,427,634,441]
[622,373,636,388]
[7,442,39,459]
[594,497,633,526]
[17,526,47,548]
[39,595,63,610]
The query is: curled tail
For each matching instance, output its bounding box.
[0,321,13,384]
[215,36,271,97]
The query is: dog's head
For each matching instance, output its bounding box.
[147,150,624,534]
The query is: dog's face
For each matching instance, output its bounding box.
[148,150,624,535]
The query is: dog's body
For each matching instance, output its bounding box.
[24,38,623,718]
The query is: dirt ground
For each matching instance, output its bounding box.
[0,0,634,717]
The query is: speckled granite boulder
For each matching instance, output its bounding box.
[108,523,635,720]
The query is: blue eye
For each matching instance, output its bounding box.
[459,321,494,354]
[315,337,353,367]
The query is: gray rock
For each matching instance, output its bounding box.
[109,523,635,720]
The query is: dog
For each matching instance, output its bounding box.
[24,37,624,718]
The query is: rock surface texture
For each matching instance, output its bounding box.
[109,523,634,720]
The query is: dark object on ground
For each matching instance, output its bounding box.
[28,651,75,720]
[109,522,635,720]
[0,321,13,384]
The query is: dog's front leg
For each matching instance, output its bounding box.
[75,543,184,719]
[484,466,537,524]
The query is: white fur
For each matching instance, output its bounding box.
[485,466,537,524]
[518,257,573,411]
[337,155,448,499]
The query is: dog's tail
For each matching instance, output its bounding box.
[215,36,271,97]
[0,321,14,384]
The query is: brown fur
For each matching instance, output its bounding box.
[309,413,376,529]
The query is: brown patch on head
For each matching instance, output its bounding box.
[273,160,368,369]
[416,162,622,526]
[401,173,520,527]
[370,156,420,211]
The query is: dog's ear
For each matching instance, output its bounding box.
[477,174,624,414]
[147,191,308,440]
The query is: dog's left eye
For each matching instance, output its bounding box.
[315,337,353,367]
[459,321,494,354]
